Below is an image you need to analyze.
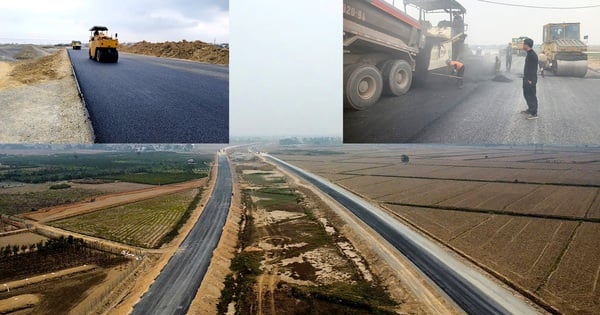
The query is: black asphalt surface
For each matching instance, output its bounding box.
[132,154,232,315]
[267,154,535,315]
[344,55,600,145]
[68,49,228,143]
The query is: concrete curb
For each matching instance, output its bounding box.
[66,48,96,143]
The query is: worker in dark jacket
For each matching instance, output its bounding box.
[522,38,538,120]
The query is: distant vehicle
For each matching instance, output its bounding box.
[89,26,119,63]
[540,22,588,77]
[71,40,82,50]
[511,37,527,56]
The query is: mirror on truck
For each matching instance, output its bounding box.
[115,33,118,38]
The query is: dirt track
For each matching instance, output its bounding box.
[22,179,206,223]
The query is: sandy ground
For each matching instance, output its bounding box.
[589,59,600,72]
[0,231,47,247]
[119,41,229,65]
[109,155,218,315]
[0,294,40,313]
[22,179,206,222]
[0,47,93,143]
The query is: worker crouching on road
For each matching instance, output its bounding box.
[446,59,465,88]
[522,38,538,120]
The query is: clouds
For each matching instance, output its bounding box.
[0,0,229,44]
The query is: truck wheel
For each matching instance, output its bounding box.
[96,49,102,62]
[344,64,383,111]
[382,60,412,96]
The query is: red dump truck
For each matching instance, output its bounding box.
[343,0,467,110]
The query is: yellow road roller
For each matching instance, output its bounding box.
[71,40,82,50]
[540,23,587,77]
[89,26,118,63]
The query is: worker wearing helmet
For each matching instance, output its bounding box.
[446,59,465,88]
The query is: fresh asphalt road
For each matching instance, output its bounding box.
[132,154,232,315]
[344,56,600,145]
[266,153,541,315]
[68,49,228,143]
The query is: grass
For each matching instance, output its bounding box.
[51,189,198,248]
[100,172,205,185]
[251,188,304,210]
[49,183,71,190]
[0,188,102,215]
[242,172,286,186]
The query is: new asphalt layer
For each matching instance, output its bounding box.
[68,49,228,143]
[266,153,541,315]
[132,154,232,315]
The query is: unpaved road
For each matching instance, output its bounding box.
[22,179,206,222]
[266,153,541,315]
[344,55,600,145]
[0,48,93,143]
[68,49,228,143]
[132,154,232,315]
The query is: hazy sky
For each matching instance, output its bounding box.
[397,0,600,45]
[0,0,228,44]
[230,0,342,137]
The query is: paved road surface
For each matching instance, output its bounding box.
[344,55,600,145]
[132,154,232,315]
[266,153,541,315]
[68,49,228,143]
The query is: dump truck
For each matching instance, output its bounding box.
[71,40,82,50]
[89,26,119,63]
[511,37,527,56]
[343,0,467,110]
[540,23,587,77]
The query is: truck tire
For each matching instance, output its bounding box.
[413,41,433,87]
[95,49,102,62]
[382,59,412,96]
[344,64,383,111]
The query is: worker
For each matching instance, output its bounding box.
[538,53,548,78]
[446,59,465,88]
[521,38,538,120]
[505,42,513,72]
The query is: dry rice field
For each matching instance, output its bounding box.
[272,144,600,314]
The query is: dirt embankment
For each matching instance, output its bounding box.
[0,46,93,143]
[119,40,229,65]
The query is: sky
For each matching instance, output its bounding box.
[395,0,600,46]
[0,0,228,44]
[229,0,342,137]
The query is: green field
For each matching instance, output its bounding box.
[0,188,103,215]
[242,172,286,186]
[0,151,211,184]
[51,189,200,248]
[100,172,204,185]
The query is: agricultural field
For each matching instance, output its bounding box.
[0,187,103,215]
[270,145,600,314]
[0,232,47,247]
[219,160,405,315]
[0,151,211,184]
[51,189,200,248]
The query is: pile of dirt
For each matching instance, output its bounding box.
[14,45,50,60]
[492,73,513,82]
[9,50,68,84]
[119,40,229,65]
[589,59,600,72]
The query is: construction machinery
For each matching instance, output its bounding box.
[540,23,587,77]
[71,40,82,50]
[511,37,526,56]
[88,26,118,63]
[343,0,467,110]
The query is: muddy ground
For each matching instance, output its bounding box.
[0,45,93,143]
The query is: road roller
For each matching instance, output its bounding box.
[88,26,119,63]
[540,23,588,77]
